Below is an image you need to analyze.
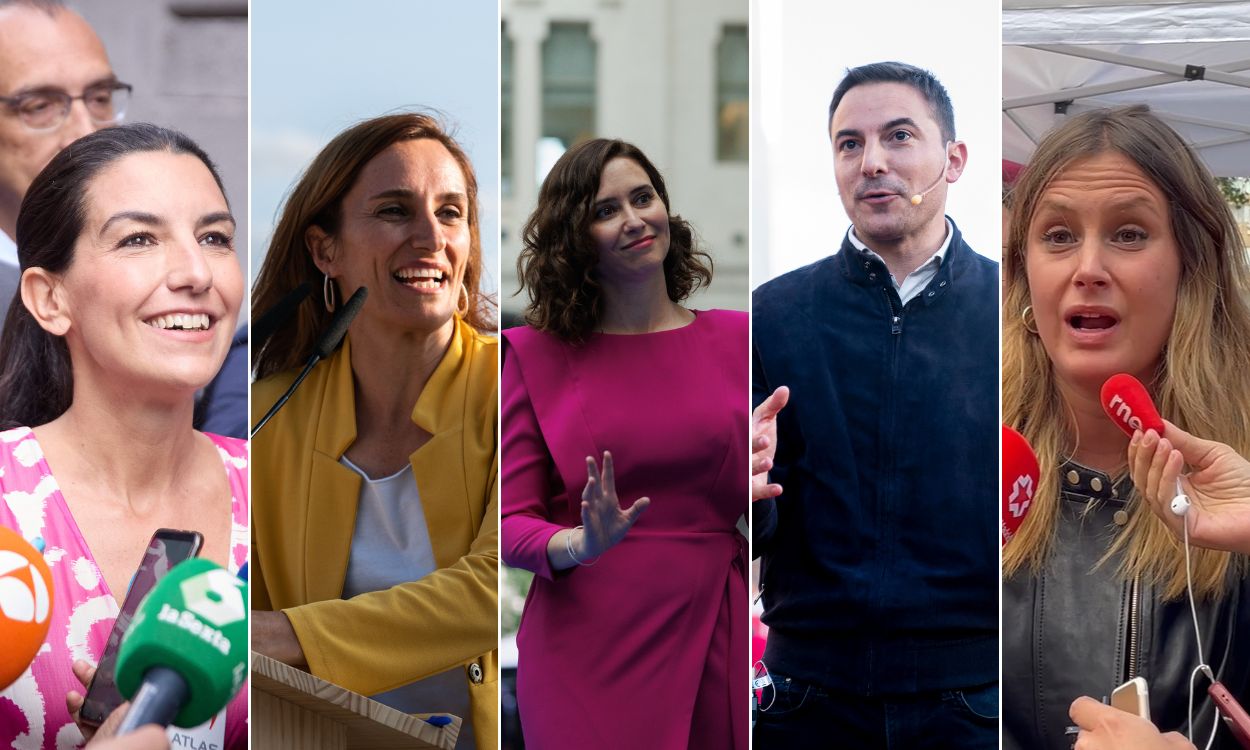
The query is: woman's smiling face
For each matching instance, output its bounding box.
[54,149,241,393]
[309,138,473,337]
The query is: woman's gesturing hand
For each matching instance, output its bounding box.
[1128,420,1250,554]
[752,386,789,502]
[576,451,650,560]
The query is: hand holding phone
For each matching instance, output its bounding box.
[78,529,202,728]
[1111,676,1151,721]
[1209,681,1250,749]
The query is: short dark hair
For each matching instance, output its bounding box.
[828,61,956,142]
[0,0,66,15]
[0,123,226,429]
[517,138,712,343]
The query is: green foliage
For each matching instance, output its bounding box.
[501,565,533,636]
[1217,177,1250,208]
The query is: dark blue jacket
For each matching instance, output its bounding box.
[752,219,998,694]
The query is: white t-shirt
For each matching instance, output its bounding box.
[339,455,474,749]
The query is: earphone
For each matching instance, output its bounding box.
[1170,476,1222,750]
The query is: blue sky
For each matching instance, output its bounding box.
[250,0,499,294]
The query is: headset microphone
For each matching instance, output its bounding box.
[910,168,948,205]
[910,141,953,205]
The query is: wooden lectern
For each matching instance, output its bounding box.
[251,651,461,749]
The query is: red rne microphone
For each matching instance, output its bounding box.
[1100,373,1165,437]
[1002,426,1039,547]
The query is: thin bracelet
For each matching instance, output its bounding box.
[566,526,600,566]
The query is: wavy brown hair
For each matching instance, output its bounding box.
[516,139,711,342]
[251,112,495,379]
[1003,105,1250,599]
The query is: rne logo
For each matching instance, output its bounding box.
[1107,394,1144,431]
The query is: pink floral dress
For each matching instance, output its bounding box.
[0,427,249,750]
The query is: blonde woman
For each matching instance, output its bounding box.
[1002,105,1250,749]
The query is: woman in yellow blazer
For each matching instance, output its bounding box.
[249,113,498,749]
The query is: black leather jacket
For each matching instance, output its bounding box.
[1004,462,1250,750]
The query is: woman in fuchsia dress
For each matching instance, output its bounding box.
[501,138,748,749]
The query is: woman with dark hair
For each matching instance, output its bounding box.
[0,123,247,749]
[249,113,498,749]
[1002,105,1250,749]
[501,138,747,748]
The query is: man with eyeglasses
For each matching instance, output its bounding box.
[0,0,131,323]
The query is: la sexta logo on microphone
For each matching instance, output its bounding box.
[180,569,245,627]
[151,569,245,657]
[1106,394,1146,432]
[1008,473,1034,519]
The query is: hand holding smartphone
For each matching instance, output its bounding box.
[1111,676,1151,721]
[78,528,203,727]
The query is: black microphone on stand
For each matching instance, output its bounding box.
[250,286,367,438]
[252,281,312,353]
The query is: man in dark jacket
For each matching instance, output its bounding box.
[752,61,999,749]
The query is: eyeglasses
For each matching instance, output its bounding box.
[0,81,133,132]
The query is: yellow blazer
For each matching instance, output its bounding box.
[251,317,498,749]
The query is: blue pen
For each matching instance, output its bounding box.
[424,715,452,728]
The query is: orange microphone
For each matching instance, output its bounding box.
[0,525,54,689]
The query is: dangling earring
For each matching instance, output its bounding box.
[457,283,470,317]
[1021,305,1038,334]
[324,273,337,313]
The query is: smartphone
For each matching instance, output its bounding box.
[1110,676,1151,720]
[78,528,203,727]
[1209,681,1250,749]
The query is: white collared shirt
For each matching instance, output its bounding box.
[0,228,16,269]
[847,219,953,305]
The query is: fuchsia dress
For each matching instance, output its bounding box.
[0,427,249,750]
[501,309,748,749]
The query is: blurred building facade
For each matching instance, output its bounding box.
[69,0,248,280]
[501,0,748,321]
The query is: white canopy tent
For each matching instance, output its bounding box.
[1003,0,1250,176]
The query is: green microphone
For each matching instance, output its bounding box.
[114,558,248,732]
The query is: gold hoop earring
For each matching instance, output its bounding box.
[324,273,337,313]
[1021,305,1038,334]
[457,283,470,317]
